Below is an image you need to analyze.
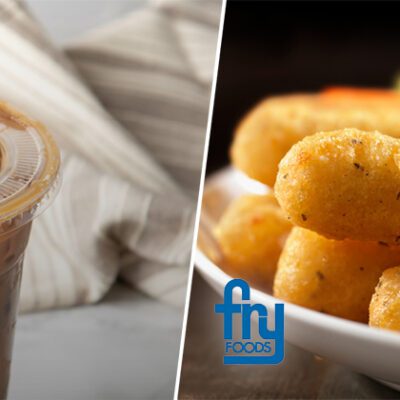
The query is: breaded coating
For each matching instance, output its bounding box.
[275,128,400,243]
[274,227,400,322]
[214,194,292,289]
[369,267,400,331]
[231,89,400,186]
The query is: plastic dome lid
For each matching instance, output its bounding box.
[0,103,60,234]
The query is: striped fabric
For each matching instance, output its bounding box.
[67,0,221,197]
[0,0,221,312]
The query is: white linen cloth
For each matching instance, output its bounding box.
[0,0,221,312]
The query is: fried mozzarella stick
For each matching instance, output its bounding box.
[214,194,292,289]
[369,267,400,331]
[275,128,400,243]
[274,228,400,322]
[231,88,400,186]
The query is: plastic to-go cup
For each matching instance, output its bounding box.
[0,103,60,399]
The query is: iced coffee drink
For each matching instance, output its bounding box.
[0,103,60,398]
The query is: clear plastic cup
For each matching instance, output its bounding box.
[0,103,60,398]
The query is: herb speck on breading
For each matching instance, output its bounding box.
[351,139,363,145]
[316,270,325,280]
[353,162,364,171]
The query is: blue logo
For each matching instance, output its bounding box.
[215,278,284,365]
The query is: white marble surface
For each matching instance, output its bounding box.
[9,284,182,400]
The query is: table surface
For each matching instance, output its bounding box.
[9,283,182,400]
[178,271,399,400]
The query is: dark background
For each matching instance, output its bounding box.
[207,0,400,174]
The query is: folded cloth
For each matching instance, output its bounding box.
[0,0,220,312]
[66,0,221,197]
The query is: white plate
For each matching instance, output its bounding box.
[195,167,400,390]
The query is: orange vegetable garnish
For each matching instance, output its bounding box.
[322,86,400,103]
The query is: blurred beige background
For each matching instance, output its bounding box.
[9,1,215,399]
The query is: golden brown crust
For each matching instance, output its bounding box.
[231,92,400,186]
[369,267,400,331]
[275,128,400,243]
[274,227,400,322]
[214,193,292,290]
